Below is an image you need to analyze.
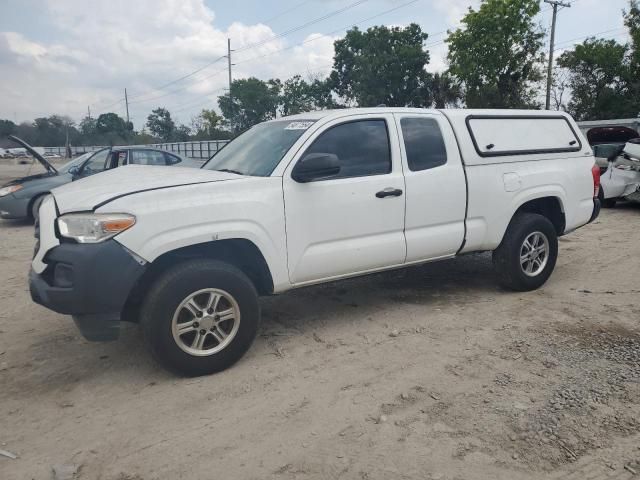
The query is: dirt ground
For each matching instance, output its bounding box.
[1,164,639,479]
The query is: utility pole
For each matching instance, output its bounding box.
[124,88,130,124]
[544,0,571,110]
[87,105,91,119]
[226,38,233,100]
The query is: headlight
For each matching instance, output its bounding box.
[0,185,23,197]
[57,213,136,243]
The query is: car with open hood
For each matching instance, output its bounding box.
[0,136,200,220]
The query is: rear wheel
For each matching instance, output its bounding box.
[492,213,558,291]
[141,259,260,376]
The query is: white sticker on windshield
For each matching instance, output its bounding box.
[285,121,314,130]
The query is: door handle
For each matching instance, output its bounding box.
[376,188,403,198]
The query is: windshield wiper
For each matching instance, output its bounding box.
[216,168,244,175]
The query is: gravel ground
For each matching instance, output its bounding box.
[0,173,639,479]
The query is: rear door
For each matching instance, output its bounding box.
[282,114,406,284]
[129,149,167,166]
[394,113,466,262]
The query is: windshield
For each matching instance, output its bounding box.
[58,150,104,173]
[203,120,316,176]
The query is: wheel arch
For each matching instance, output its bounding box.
[512,196,566,236]
[121,238,274,323]
[27,192,50,219]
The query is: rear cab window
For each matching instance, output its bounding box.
[466,115,582,157]
[400,117,447,171]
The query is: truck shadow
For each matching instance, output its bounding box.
[259,252,500,335]
[6,253,501,391]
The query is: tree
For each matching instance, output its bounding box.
[146,108,175,141]
[330,24,431,107]
[557,39,632,120]
[447,0,545,108]
[32,115,79,146]
[174,124,191,142]
[280,75,336,115]
[430,73,462,108]
[96,113,129,136]
[550,69,570,112]
[624,0,640,112]
[218,77,281,133]
[0,119,16,137]
[79,116,97,136]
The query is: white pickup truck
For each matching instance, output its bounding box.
[29,108,600,376]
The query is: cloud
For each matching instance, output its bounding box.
[431,0,480,26]
[0,0,337,128]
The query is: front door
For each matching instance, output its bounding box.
[282,114,406,285]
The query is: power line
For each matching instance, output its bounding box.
[126,55,226,102]
[233,0,422,68]
[126,0,420,109]
[259,0,315,25]
[110,0,369,109]
[233,0,370,54]
[553,26,627,50]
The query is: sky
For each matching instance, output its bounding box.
[0,0,632,129]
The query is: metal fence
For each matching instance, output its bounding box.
[43,140,230,159]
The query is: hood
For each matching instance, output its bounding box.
[2,171,57,187]
[8,135,57,174]
[52,164,242,214]
[586,126,639,145]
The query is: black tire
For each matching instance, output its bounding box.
[140,259,260,376]
[602,197,617,209]
[492,213,558,292]
[30,194,46,221]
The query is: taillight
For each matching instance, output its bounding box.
[591,164,600,197]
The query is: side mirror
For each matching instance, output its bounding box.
[68,165,80,176]
[292,153,340,183]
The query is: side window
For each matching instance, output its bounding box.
[114,151,128,167]
[131,150,166,166]
[164,153,182,165]
[80,149,109,176]
[400,117,447,171]
[304,119,391,179]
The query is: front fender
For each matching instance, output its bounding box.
[98,177,291,292]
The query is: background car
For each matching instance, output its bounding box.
[587,127,640,208]
[0,136,202,220]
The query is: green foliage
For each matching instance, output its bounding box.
[218,77,281,133]
[330,24,431,107]
[431,73,462,109]
[625,0,640,73]
[447,0,544,108]
[280,75,336,115]
[190,109,230,140]
[557,39,633,121]
[0,119,16,137]
[173,124,192,142]
[96,113,129,136]
[146,108,175,142]
[31,115,80,146]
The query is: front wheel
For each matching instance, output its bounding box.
[141,259,260,376]
[492,213,558,292]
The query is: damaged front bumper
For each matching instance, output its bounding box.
[29,240,146,341]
